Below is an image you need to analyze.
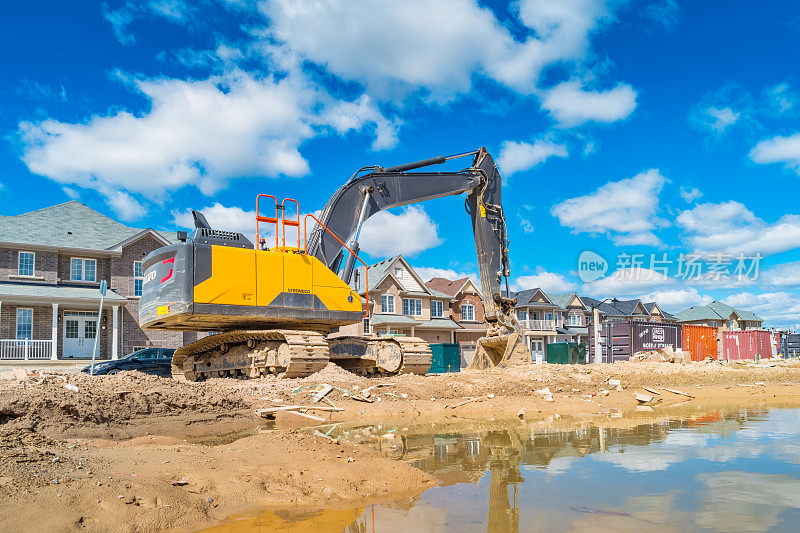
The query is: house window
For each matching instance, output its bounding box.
[363,316,371,334]
[16,308,32,340]
[518,309,527,321]
[381,294,394,314]
[403,298,422,316]
[567,314,581,326]
[394,267,404,279]
[134,261,144,297]
[431,300,444,318]
[70,258,97,282]
[18,251,35,276]
[462,303,475,322]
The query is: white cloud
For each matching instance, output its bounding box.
[415,267,478,285]
[692,106,740,133]
[723,291,800,325]
[551,169,666,245]
[677,201,800,256]
[359,206,442,258]
[750,132,800,174]
[762,261,800,288]
[540,80,637,127]
[646,0,680,31]
[497,138,567,176]
[764,83,795,115]
[261,0,626,99]
[679,186,702,203]
[102,1,192,45]
[19,70,398,205]
[512,268,577,293]
[582,267,674,297]
[518,214,535,234]
[62,187,79,200]
[640,287,712,312]
[171,202,256,236]
[108,191,147,221]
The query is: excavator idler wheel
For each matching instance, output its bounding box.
[247,339,256,349]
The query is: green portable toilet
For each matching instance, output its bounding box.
[429,343,461,373]
[546,342,587,364]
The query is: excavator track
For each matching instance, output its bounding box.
[171,329,329,381]
[327,335,432,376]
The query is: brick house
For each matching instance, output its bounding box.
[675,301,763,330]
[425,276,488,365]
[341,255,461,344]
[0,201,194,360]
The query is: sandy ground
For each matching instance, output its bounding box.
[2,359,800,532]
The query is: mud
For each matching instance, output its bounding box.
[1,359,800,532]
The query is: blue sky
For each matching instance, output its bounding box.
[3,0,800,324]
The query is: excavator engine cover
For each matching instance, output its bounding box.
[468,332,530,370]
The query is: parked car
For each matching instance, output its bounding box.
[81,348,175,377]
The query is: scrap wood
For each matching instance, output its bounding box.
[350,395,374,403]
[254,405,344,416]
[635,393,655,404]
[312,384,335,403]
[448,397,481,409]
[362,383,395,393]
[283,410,326,422]
[662,387,694,398]
[642,386,661,395]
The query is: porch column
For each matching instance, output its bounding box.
[450,330,455,343]
[50,303,58,360]
[112,305,119,360]
[410,326,415,337]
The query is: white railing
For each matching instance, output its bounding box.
[0,339,53,360]
[523,319,557,331]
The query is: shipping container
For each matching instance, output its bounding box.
[722,330,775,361]
[682,324,719,361]
[781,333,800,358]
[545,342,587,364]
[428,343,461,373]
[588,321,682,363]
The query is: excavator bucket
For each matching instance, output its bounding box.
[467,332,531,370]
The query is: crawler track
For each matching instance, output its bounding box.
[171,329,329,381]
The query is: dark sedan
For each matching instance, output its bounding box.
[82,348,175,377]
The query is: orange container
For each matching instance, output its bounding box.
[682,324,719,361]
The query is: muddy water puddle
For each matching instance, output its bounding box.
[201,405,800,532]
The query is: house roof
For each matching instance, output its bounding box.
[675,300,763,323]
[545,292,587,310]
[0,201,173,252]
[369,314,422,326]
[513,288,554,307]
[425,277,468,297]
[352,255,443,298]
[413,318,461,330]
[0,282,127,304]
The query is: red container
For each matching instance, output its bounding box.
[682,324,719,361]
[722,330,775,361]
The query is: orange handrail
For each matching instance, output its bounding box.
[282,198,301,249]
[303,213,369,319]
[255,194,279,249]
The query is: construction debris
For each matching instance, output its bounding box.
[642,386,661,395]
[282,410,326,422]
[662,388,694,398]
[635,393,655,404]
[517,408,526,419]
[448,397,480,409]
[312,385,334,403]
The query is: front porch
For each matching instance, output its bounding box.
[0,284,128,360]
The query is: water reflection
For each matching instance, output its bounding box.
[203,406,800,532]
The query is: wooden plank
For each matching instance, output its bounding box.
[662,388,694,398]
[282,410,326,422]
[642,386,661,395]
[255,405,343,416]
[312,385,334,403]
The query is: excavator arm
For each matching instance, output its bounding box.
[306,147,530,369]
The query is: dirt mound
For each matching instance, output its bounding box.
[0,371,249,437]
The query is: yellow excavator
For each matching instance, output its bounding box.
[139,147,531,380]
